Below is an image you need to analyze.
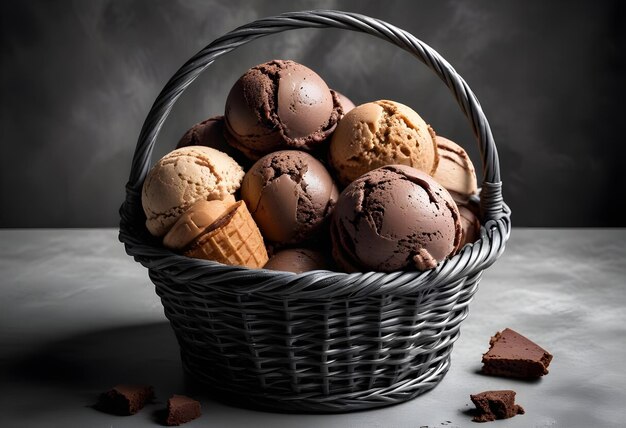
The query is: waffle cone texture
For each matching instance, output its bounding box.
[183,201,268,269]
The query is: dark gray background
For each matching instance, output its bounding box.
[1,0,624,227]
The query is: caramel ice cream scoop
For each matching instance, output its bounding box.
[329,100,438,187]
[331,165,461,272]
[141,146,244,237]
[432,136,478,204]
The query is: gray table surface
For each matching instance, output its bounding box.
[1,228,625,428]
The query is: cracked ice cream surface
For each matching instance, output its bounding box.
[241,150,338,245]
[331,165,461,272]
[224,60,342,160]
[329,100,439,187]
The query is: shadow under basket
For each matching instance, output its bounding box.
[119,10,511,413]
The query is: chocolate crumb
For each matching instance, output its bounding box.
[470,390,524,423]
[165,394,201,426]
[95,384,154,415]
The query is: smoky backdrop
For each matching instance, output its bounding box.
[1,0,624,227]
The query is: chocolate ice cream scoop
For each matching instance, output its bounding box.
[176,116,226,149]
[264,248,329,273]
[224,60,342,160]
[331,165,461,272]
[241,150,338,245]
[176,116,250,169]
[458,203,481,249]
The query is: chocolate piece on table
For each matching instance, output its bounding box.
[470,390,525,423]
[166,395,201,426]
[482,328,553,378]
[96,384,154,415]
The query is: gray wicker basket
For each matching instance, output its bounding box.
[119,10,511,413]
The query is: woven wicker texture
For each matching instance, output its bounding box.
[119,10,511,413]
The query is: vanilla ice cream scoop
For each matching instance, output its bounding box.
[141,146,244,237]
[329,100,439,186]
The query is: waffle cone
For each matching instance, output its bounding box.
[184,201,268,268]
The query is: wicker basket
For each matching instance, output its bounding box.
[119,10,511,413]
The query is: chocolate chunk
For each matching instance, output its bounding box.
[470,390,525,423]
[482,328,553,378]
[96,384,154,415]
[165,395,202,426]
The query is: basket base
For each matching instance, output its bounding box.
[179,351,452,414]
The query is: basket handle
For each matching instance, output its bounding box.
[125,10,504,222]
